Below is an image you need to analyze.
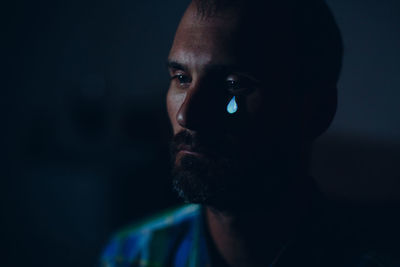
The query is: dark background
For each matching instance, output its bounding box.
[2,0,399,266]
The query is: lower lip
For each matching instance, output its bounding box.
[178,150,204,157]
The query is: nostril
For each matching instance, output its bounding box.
[176,109,186,127]
[176,90,199,129]
[176,96,191,128]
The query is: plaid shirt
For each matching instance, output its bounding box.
[100,204,396,267]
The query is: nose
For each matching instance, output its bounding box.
[176,79,223,131]
[176,90,194,128]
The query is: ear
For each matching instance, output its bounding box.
[300,85,337,141]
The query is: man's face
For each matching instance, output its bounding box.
[166,4,300,207]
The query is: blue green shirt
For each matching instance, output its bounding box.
[100,204,397,267]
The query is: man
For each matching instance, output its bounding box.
[101,0,392,266]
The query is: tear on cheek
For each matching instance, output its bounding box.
[227,96,238,114]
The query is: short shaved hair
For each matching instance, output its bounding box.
[193,0,343,88]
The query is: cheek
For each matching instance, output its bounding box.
[245,88,293,120]
[166,89,186,134]
[245,89,264,114]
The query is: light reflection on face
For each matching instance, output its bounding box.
[166,3,299,207]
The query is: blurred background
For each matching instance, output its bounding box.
[2,0,399,266]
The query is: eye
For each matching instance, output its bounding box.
[226,74,255,95]
[171,74,191,87]
[227,79,238,89]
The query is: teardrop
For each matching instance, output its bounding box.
[227,96,238,114]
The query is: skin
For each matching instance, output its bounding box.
[166,5,261,137]
[166,2,335,266]
[167,5,295,167]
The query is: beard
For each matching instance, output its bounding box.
[170,130,294,211]
[170,130,234,205]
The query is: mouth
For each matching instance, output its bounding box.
[176,144,207,158]
[178,149,204,157]
[174,149,206,167]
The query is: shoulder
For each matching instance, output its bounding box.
[100,204,202,267]
[333,251,400,267]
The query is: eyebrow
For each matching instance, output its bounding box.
[166,59,244,74]
[166,60,188,72]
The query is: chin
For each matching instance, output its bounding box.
[172,151,293,213]
[172,153,226,204]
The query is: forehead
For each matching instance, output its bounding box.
[168,7,242,68]
[168,5,293,78]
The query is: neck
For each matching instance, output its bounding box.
[205,175,317,267]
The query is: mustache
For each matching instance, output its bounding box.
[171,130,203,154]
[170,130,223,156]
